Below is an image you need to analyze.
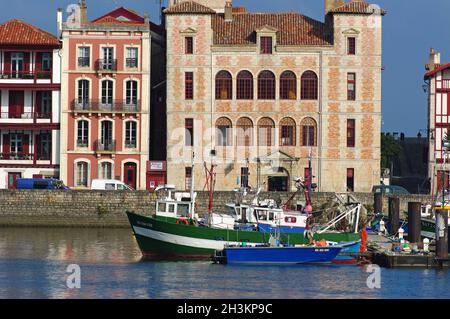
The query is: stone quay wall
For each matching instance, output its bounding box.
[0,190,432,228]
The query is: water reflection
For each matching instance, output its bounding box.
[0,228,449,299]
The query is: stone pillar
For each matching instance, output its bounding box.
[407,202,422,243]
[388,197,400,235]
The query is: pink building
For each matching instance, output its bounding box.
[0,19,61,189]
[59,3,151,190]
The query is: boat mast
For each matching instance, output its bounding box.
[190,152,195,219]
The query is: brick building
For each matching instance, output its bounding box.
[164,0,385,192]
[0,19,61,189]
[59,2,154,190]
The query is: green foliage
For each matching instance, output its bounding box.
[381,134,402,169]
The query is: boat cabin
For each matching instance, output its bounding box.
[154,185,196,220]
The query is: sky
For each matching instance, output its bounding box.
[1,0,450,136]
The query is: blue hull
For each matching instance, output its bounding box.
[223,246,342,264]
[333,241,361,263]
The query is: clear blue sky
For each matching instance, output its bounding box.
[1,0,449,136]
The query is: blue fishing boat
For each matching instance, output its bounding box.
[215,244,343,265]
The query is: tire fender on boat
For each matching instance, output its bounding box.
[176,218,189,225]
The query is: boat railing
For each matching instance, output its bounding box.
[316,204,361,234]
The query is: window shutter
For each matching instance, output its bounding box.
[3,134,10,155]
[22,134,29,155]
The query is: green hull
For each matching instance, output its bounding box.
[127,211,361,260]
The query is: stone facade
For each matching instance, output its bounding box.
[164,0,383,193]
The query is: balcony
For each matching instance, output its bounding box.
[76,139,89,148]
[77,57,90,68]
[0,153,33,160]
[96,59,117,73]
[126,58,138,69]
[0,112,51,120]
[71,99,140,113]
[94,140,116,154]
[0,70,52,80]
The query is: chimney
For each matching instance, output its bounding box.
[144,12,150,24]
[79,0,88,25]
[57,8,63,38]
[325,0,345,14]
[429,48,441,71]
[225,2,232,22]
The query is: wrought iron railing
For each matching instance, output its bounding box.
[71,99,140,113]
[96,59,117,72]
[94,139,116,153]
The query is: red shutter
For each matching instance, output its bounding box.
[35,91,42,114]
[22,134,29,155]
[3,134,10,158]
[4,53,11,75]
[35,52,43,72]
[24,52,30,73]
[35,134,41,159]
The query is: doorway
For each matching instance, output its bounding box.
[268,176,288,192]
[8,172,22,189]
[124,162,137,190]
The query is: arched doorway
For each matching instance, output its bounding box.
[267,167,290,192]
[124,162,137,190]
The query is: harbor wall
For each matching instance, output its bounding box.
[0,190,430,228]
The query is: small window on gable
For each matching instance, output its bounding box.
[260,36,273,54]
[347,37,356,55]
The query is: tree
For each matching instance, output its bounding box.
[381,134,402,169]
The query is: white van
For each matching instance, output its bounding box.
[91,179,134,191]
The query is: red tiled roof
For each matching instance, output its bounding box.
[330,1,386,15]
[212,13,332,46]
[425,63,450,79]
[0,19,59,46]
[164,1,216,14]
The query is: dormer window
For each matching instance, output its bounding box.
[260,36,273,54]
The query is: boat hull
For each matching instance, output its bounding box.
[127,211,361,260]
[223,246,342,264]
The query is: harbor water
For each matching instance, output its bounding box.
[0,227,449,299]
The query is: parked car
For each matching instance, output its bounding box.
[91,179,134,191]
[16,178,70,190]
[372,185,410,195]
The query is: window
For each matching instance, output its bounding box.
[185,118,194,146]
[185,167,192,190]
[258,71,275,100]
[40,92,52,117]
[76,162,89,187]
[347,168,354,192]
[101,80,113,106]
[77,79,89,108]
[10,134,23,154]
[125,80,138,106]
[301,117,317,147]
[347,119,355,147]
[347,73,356,101]
[185,37,193,54]
[42,53,52,71]
[280,71,297,100]
[258,117,275,147]
[241,167,249,188]
[100,162,113,180]
[185,72,194,100]
[301,71,318,100]
[347,37,356,55]
[280,117,296,146]
[216,117,232,147]
[37,132,51,160]
[77,120,89,147]
[215,71,232,100]
[101,47,114,70]
[236,117,253,147]
[126,48,138,68]
[260,36,273,54]
[237,71,253,100]
[78,47,90,67]
[125,121,137,148]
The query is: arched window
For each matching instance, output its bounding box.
[301,71,318,100]
[236,117,253,147]
[280,117,296,146]
[300,117,317,146]
[99,162,113,180]
[77,79,89,109]
[258,117,275,147]
[216,117,232,146]
[75,161,89,187]
[258,71,275,100]
[215,71,232,100]
[77,120,89,148]
[280,71,297,100]
[101,79,114,107]
[125,80,138,107]
[237,71,253,100]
